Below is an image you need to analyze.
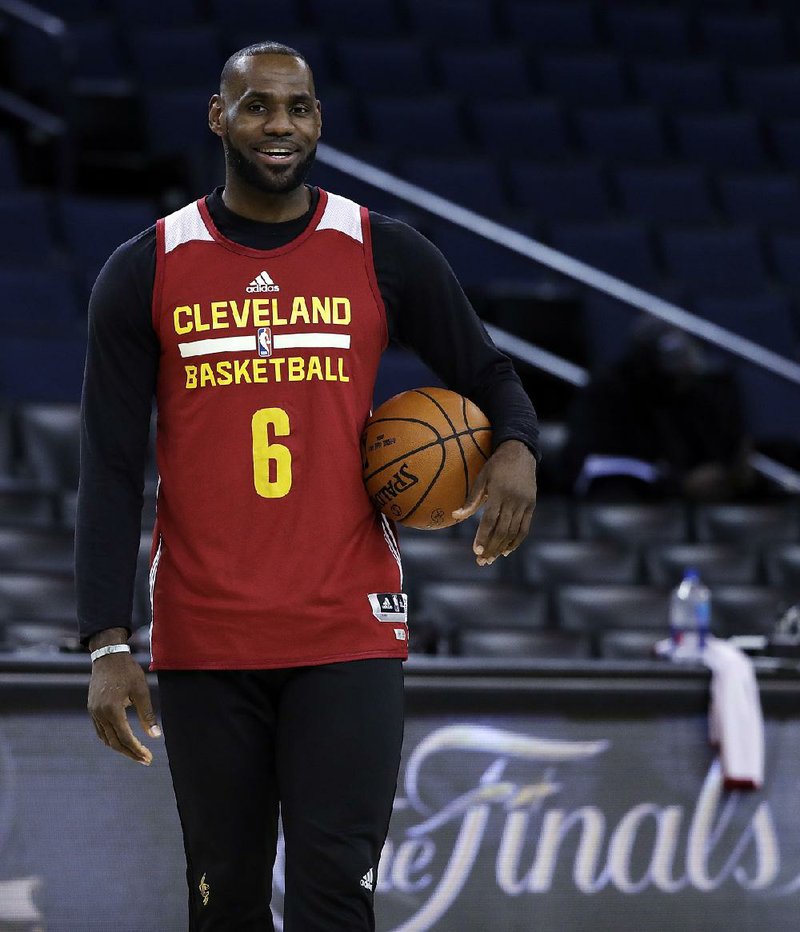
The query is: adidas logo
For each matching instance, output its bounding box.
[360,868,374,892]
[246,270,280,293]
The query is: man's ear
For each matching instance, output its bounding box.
[209,94,224,138]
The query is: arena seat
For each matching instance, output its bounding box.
[708,586,786,637]
[660,226,768,296]
[0,269,81,325]
[17,403,81,490]
[0,572,76,625]
[424,222,544,286]
[674,113,768,170]
[57,196,158,270]
[363,97,467,154]
[735,66,800,119]
[597,629,659,661]
[763,543,800,593]
[632,60,729,112]
[399,537,506,605]
[699,11,787,65]
[471,100,570,159]
[422,581,547,631]
[575,502,689,545]
[692,293,797,353]
[0,134,20,190]
[335,39,431,95]
[108,0,200,26]
[508,161,611,221]
[605,6,691,57]
[128,27,222,89]
[209,0,301,32]
[438,46,531,98]
[5,620,80,652]
[0,527,74,574]
[768,232,800,286]
[556,584,670,656]
[503,1,597,50]
[643,543,760,587]
[539,53,628,107]
[614,166,716,224]
[521,540,639,587]
[407,0,497,43]
[399,157,507,217]
[143,89,218,158]
[0,487,58,528]
[309,0,401,37]
[771,118,800,170]
[717,172,800,228]
[549,221,659,287]
[457,628,591,659]
[574,106,667,164]
[694,503,799,546]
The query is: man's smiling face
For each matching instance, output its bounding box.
[210,53,322,196]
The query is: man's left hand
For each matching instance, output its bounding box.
[452,439,537,565]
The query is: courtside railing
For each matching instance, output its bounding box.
[317,143,800,492]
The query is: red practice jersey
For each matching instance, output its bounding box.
[149,190,407,669]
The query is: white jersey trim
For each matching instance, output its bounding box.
[315,191,364,243]
[163,201,214,254]
[380,513,403,590]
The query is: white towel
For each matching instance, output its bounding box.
[655,633,764,790]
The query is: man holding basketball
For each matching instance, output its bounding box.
[77,43,538,930]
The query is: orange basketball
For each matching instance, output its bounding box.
[361,387,492,530]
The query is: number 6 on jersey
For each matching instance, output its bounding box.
[252,407,292,498]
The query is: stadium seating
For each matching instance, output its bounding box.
[574,106,668,163]
[605,6,691,57]
[335,39,431,95]
[470,100,571,159]
[694,503,799,546]
[614,166,716,224]
[521,540,639,587]
[643,543,760,587]
[0,527,74,574]
[539,53,628,107]
[17,403,82,490]
[717,173,800,228]
[632,60,728,111]
[508,161,611,221]
[503,1,597,50]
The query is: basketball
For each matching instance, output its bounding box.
[361,387,492,530]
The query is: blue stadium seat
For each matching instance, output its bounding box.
[363,97,466,154]
[399,157,507,217]
[503,1,597,50]
[735,66,800,119]
[0,193,55,264]
[574,106,667,163]
[308,0,400,37]
[540,54,627,107]
[471,100,570,158]
[407,0,497,42]
[0,527,75,574]
[144,89,216,157]
[605,6,691,57]
[314,88,361,147]
[425,222,544,287]
[632,60,728,112]
[17,403,81,489]
[734,366,800,442]
[209,0,301,31]
[69,21,129,83]
[0,487,58,528]
[674,113,767,170]
[0,270,81,325]
[0,332,87,402]
[335,39,431,95]
[661,227,768,296]
[509,161,611,221]
[699,11,787,65]
[108,0,200,25]
[129,27,222,88]
[693,293,797,354]
[549,221,659,287]
[438,46,530,98]
[614,166,715,224]
[58,196,157,270]
[769,232,800,286]
[36,0,101,19]
[718,173,800,228]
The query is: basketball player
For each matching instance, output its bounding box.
[77,44,539,930]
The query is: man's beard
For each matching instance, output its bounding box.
[223,137,317,195]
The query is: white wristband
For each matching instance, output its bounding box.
[90,644,132,662]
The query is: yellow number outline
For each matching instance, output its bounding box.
[251,407,292,498]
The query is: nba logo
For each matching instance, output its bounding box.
[257,327,272,357]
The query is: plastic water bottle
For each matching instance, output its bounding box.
[669,569,711,649]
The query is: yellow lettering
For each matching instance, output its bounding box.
[306,355,323,380]
[193,303,210,332]
[333,297,351,325]
[199,362,216,387]
[337,356,349,382]
[174,306,193,335]
[311,296,331,324]
[231,299,250,328]
[290,296,310,325]
[216,361,232,386]
[252,358,268,383]
[185,365,197,388]
[234,360,252,383]
[288,357,305,381]
[211,301,228,329]
[253,299,271,327]
[269,357,285,381]
[273,298,287,326]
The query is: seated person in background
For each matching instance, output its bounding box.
[561,317,754,500]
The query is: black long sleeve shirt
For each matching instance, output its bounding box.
[76,187,539,642]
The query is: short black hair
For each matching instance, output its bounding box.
[220,42,310,93]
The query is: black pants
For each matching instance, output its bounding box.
[157,659,404,931]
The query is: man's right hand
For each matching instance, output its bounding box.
[87,629,161,766]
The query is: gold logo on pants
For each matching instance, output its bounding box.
[199,873,210,906]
